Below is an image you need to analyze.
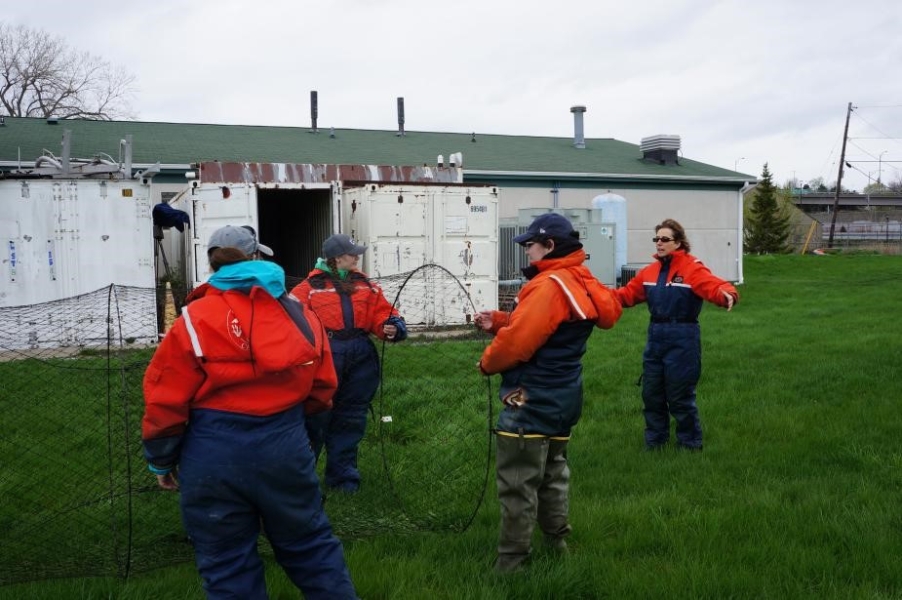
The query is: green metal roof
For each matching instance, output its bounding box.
[0,117,747,186]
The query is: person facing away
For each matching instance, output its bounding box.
[615,218,739,452]
[141,225,357,600]
[290,233,408,493]
[474,213,623,574]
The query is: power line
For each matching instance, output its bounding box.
[846,139,877,158]
[851,111,900,143]
[843,161,870,178]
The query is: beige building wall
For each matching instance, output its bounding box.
[153,179,743,284]
[497,185,743,282]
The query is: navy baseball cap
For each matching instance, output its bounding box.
[322,233,367,259]
[513,213,576,245]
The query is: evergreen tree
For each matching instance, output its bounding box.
[744,163,793,254]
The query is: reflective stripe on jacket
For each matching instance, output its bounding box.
[480,250,621,375]
[291,269,400,340]
[142,286,337,468]
[615,250,739,320]
[481,249,623,436]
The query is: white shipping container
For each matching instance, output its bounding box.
[182,182,261,288]
[0,179,155,306]
[343,184,499,324]
[0,178,158,348]
[180,176,500,328]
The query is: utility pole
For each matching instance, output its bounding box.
[827,102,853,248]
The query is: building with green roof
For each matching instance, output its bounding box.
[0,115,751,283]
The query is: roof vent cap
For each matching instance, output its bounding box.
[640,134,680,165]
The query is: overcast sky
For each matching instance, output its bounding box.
[6,0,901,192]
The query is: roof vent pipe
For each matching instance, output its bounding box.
[310,90,318,133]
[570,105,586,149]
[397,97,405,137]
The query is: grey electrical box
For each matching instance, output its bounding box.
[517,208,617,286]
[499,217,527,280]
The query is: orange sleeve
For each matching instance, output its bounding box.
[290,280,312,305]
[366,284,400,339]
[488,310,511,334]
[689,261,740,307]
[615,268,650,307]
[479,279,570,375]
[588,280,623,330]
[141,319,206,441]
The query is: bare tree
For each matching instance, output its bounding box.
[0,23,136,120]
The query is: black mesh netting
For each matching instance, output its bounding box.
[0,267,494,586]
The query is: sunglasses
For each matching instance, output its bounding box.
[652,236,675,243]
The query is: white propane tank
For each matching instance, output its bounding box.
[591,192,627,282]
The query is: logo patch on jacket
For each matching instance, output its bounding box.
[226,310,249,350]
[672,274,684,284]
[502,388,527,408]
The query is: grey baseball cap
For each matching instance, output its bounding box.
[240,226,274,256]
[207,225,274,257]
[322,233,366,259]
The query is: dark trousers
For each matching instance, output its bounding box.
[179,407,356,600]
[306,336,380,491]
[642,324,703,448]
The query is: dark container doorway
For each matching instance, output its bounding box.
[256,187,333,287]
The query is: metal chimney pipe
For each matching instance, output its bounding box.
[570,105,586,149]
[397,97,405,137]
[310,91,319,133]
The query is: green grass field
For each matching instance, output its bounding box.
[2,254,901,599]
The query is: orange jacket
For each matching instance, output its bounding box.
[291,270,399,339]
[615,250,739,316]
[480,249,622,375]
[142,286,337,446]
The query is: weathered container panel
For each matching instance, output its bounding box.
[179,177,500,327]
[0,179,157,349]
[0,180,155,307]
[344,184,499,324]
[180,183,259,287]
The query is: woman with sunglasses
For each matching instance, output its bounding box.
[616,218,739,451]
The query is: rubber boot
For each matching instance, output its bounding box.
[537,438,571,555]
[494,433,548,573]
